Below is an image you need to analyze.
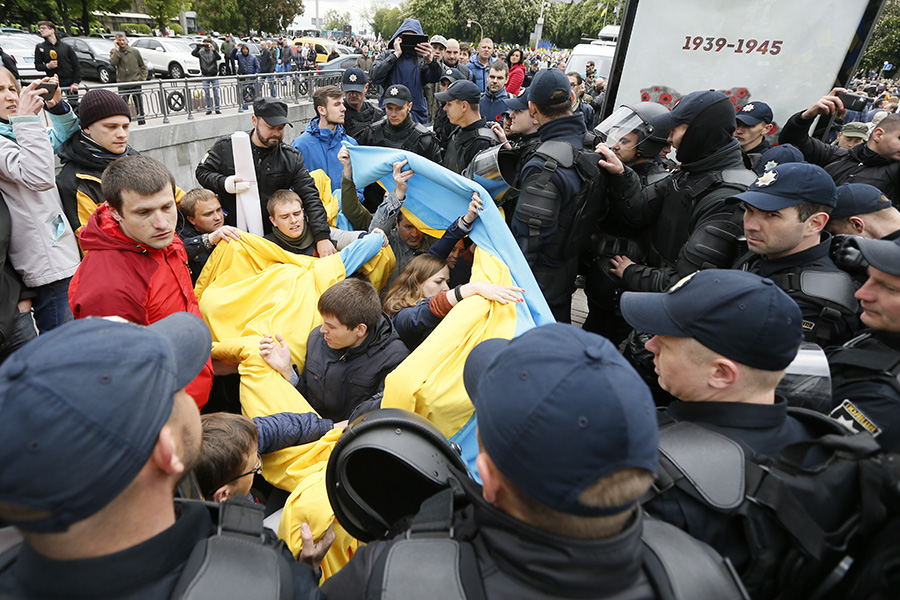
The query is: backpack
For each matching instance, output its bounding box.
[0,497,294,600]
[370,480,749,600]
[649,409,893,599]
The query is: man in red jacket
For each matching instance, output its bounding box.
[69,156,213,407]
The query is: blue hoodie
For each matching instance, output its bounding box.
[468,57,491,93]
[480,88,510,125]
[369,18,442,125]
[292,117,357,193]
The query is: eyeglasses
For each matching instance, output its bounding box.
[224,453,262,485]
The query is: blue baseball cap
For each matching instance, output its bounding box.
[464,324,658,517]
[729,162,837,211]
[528,68,572,106]
[621,270,803,371]
[341,67,367,92]
[832,183,891,219]
[754,143,805,176]
[650,90,733,132]
[504,86,530,111]
[0,313,212,532]
[383,84,413,106]
[735,101,774,126]
[850,236,900,276]
[439,67,464,83]
[435,79,481,104]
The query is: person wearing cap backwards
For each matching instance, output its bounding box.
[834,121,869,150]
[57,89,143,234]
[196,98,335,252]
[597,90,757,294]
[433,67,464,149]
[355,83,441,165]
[826,235,900,451]
[0,68,81,336]
[620,269,822,584]
[827,182,900,241]
[436,79,501,174]
[424,34,448,123]
[322,323,746,599]
[779,87,900,204]
[728,162,860,347]
[733,101,775,170]
[0,314,329,598]
[510,68,597,322]
[69,156,214,408]
[369,18,442,125]
[341,66,384,140]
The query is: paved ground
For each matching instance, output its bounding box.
[571,288,588,327]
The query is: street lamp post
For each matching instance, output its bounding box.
[534,1,550,49]
[466,19,484,42]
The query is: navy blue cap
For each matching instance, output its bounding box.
[729,162,837,211]
[341,67,367,92]
[852,236,900,276]
[650,89,732,132]
[464,324,658,517]
[0,313,211,532]
[383,84,413,106]
[435,79,481,104]
[754,143,805,176]
[832,183,891,219]
[621,270,803,371]
[439,67,464,83]
[528,68,572,106]
[504,86,530,111]
[735,101,774,126]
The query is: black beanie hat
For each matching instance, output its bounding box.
[78,89,132,129]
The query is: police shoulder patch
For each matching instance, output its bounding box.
[830,399,882,437]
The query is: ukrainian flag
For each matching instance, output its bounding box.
[195,145,553,578]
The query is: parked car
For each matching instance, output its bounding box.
[130,37,201,79]
[568,40,616,82]
[318,54,363,72]
[335,44,353,56]
[291,37,339,63]
[0,34,40,79]
[62,37,153,84]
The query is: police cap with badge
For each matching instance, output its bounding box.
[384,84,413,106]
[735,101,774,126]
[435,79,482,104]
[341,66,368,93]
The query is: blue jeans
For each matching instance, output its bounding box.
[0,310,38,364]
[32,277,73,334]
[203,77,220,110]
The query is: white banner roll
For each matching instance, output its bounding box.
[231,131,264,236]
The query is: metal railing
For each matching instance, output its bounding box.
[73,70,343,124]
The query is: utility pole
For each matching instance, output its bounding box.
[466,19,483,42]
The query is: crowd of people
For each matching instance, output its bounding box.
[2,14,900,600]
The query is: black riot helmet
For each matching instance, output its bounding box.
[591,103,672,159]
[325,408,469,542]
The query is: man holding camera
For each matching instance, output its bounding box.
[192,38,221,114]
[779,87,900,204]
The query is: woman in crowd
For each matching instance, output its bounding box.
[506,48,526,96]
[384,254,523,351]
[0,69,80,334]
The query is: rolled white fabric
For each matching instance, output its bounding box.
[231,131,264,236]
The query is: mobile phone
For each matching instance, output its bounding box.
[35,82,58,100]
[399,34,428,51]
[836,91,868,113]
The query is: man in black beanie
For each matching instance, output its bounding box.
[597,90,757,292]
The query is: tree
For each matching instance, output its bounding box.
[860,0,900,74]
[193,0,303,35]
[144,0,187,31]
[323,8,350,31]
[371,5,403,40]
[193,0,243,33]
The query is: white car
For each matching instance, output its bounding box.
[0,34,41,80]
[130,37,201,79]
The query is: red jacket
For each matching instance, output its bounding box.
[69,203,213,407]
[506,63,526,96]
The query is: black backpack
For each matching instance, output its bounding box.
[649,409,895,599]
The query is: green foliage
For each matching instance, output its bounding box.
[542,0,618,48]
[371,5,404,41]
[144,0,187,30]
[169,22,183,34]
[323,9,350,31]
[122,22,152,34]
[860,0,900,74]
[193,0,243,33]
[194,0,303,35]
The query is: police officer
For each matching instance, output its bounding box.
[582,102,671,341]
[511,68,600,322]
[433,67,464,150]
[827,182,900,241]
[620,269,823,598]
[827,236,900,451]
[435,79,501,174]
[728,162,860,346]
[355,84,441,163]
[341,66,384,140]
[322,324,747,599]
[733,101,775,170]
[598,90,757,293]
